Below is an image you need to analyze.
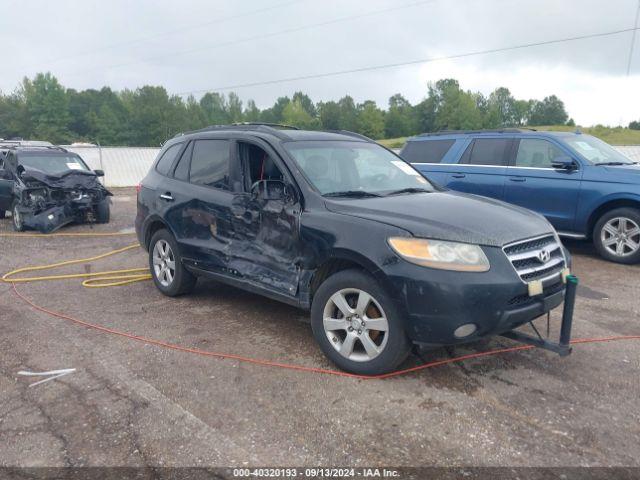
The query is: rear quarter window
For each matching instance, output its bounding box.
[155,143,183,176]
[401,139,454,164]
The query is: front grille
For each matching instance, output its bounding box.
[503,234,566,283]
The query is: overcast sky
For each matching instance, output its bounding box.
[2,0,640,125]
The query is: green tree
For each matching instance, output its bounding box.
[385,93,417,138]
[423,79,483,131]
[292,91,317,117]
[528,95,568,126]
[318,101,341,130]
[227,92,243,123]
[22,73,71,143]
[486,87,517,127]
[338,96,358,132]
[282,99,320,129]
[0,87,31,139]
[357,100,385,139]
[244,99,261,122]
[260,96,290,124]
[200,92,229,125]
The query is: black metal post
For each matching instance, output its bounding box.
[560,275,578,348]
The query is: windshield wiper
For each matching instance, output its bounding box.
[385,187,431,196]
[595,162,636,166]
[323,190,382,198]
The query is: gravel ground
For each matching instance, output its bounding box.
[0,188,638,469]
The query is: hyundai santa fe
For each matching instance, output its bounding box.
[135,124,572,375]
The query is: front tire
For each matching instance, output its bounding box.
[311,269,411,375]
[11,201,24,232]
[148,229,197,296]
[95,199,110,223]
[593,208,640,264]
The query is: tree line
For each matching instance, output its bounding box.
[0,73,577,146]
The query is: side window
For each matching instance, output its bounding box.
[240,142,283,189]
[401,139,454,164]
[466,139,510,166]
[155,143,183,176]
[173,142,193,181]
[515,139,565,168]
[189,139,230,190]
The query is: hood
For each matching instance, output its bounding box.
[583,164,640,184]
[21,168,107,191]
[324,191,554,247]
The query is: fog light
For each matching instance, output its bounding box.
[454,323,477,338]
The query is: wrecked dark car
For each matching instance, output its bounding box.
[136,124,575,375]
[0,146,112,233]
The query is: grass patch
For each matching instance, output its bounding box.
[535,126,640,145]
[377,137,407,149]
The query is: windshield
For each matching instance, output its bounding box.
[18,154,89,175]
[564,135,635,165]
[284,140,435,196]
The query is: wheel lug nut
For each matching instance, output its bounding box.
[348,326,353,332]
[357,329,362,335]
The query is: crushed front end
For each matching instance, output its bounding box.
[16,170,112,233]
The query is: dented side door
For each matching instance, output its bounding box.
[227,139,303,298]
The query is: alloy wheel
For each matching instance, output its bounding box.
[322,288,389,362]
[152,239,176,287]
[601,217,640,258]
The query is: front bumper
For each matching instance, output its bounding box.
[384,246,570,346]
[18,198,98,233]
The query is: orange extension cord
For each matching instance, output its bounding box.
[10,283,640,380]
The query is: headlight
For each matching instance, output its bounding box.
[388,237,490,272]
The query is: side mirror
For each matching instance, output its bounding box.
[94,169,105,177]
[251,179,292,201]
[551,156,576,170]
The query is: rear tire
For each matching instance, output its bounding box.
[11,201,24,232]
[593,208,640,264]
[95,199,110,223]
[148,229,197,296]
[311,269,411,375]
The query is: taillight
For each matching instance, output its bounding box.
[136,183,142,194]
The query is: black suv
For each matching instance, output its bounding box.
[135,124,572,375]
[0,145,111,232]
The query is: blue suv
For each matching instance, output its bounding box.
[402,129,640,264]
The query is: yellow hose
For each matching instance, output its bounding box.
[1,241,151,288]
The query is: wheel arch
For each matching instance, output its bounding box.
[587,196,640,238]
[306,249,396,308]
[142,215,175,251]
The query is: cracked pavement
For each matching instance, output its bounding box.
[0,188,638,467]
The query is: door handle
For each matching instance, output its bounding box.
[159,193,174,201]
[509,177,526,182]
[451,173,466,179]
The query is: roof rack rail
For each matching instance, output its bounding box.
[232,122,299,130]
[174,123,300,140]
[0,144,68,152]
[326,130,374,142]
[418,128,537,137]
